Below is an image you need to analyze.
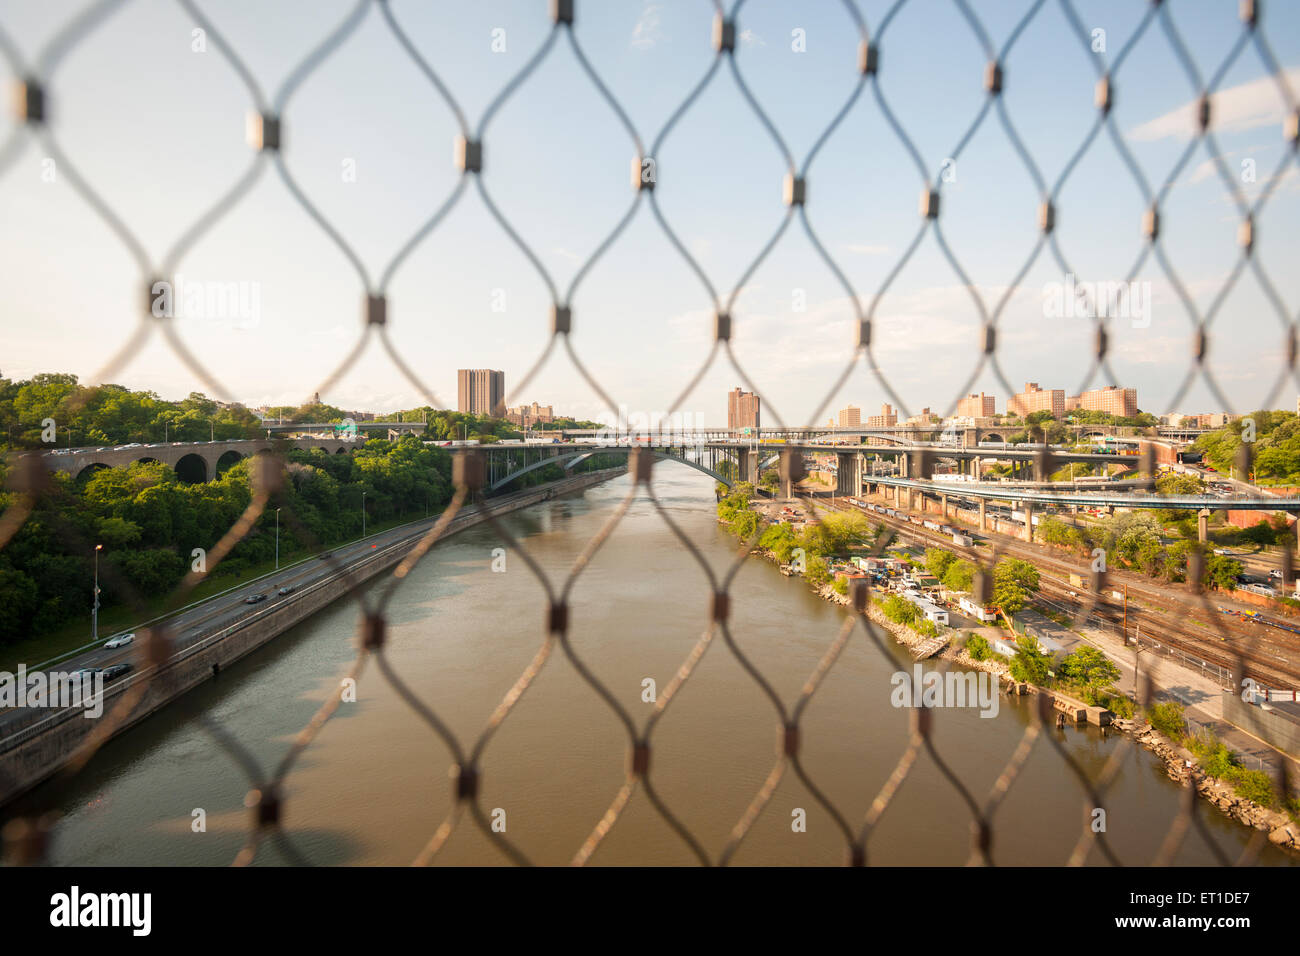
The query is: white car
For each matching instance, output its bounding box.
[104,632,135,649]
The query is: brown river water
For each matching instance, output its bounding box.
[29,468,1296,865]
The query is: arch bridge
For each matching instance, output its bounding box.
[40,437,364,484]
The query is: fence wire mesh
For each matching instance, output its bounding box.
[0,0,1298,866]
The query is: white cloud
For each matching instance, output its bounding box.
[631,4,664,49]
[739,29,765,48]
[1129,68,1300,143]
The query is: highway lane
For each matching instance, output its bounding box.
[0,474,614,740]
[0,515,450,735]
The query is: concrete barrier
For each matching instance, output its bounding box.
[0,467,623,806]
[1222,691,1300,759]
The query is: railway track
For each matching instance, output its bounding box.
[824,496,1300,690]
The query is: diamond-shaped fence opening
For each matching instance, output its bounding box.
[0,0,1297,867]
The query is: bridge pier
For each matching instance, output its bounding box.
[1198,507,1210,543]
[940,493,948,520]
[979,498,987,532]
[836,452,862,499]
[1023,503,1034,542]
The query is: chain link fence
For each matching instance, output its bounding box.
[1,0,1298,866]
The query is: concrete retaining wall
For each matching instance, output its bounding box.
[0,467,623,806]
[1222,691,1300,758]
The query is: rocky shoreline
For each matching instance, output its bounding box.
[753,543,1300,856]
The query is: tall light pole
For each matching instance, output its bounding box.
[362,491,367,537]
[275,507,281,570]
[92,543,103,641]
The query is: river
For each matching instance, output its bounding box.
[29,467,1294,865]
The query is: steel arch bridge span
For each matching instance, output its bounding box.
[487,447,735,492]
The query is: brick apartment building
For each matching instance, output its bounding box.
[457,369,505,417]
[728,388,761,429]
[866,403,897,428]
[1066,385,1138,418]
[956,392,996,418]
[506,401,554,429]
[1009,382,1065,419]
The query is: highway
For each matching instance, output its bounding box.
[0,472,617,744]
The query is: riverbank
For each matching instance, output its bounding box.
[746,538,1300,855]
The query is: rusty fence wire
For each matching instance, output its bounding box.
[0,0,1298,866]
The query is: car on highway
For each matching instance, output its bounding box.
[102,663,133,681]
[243,593,267,605]
[103,632,134,649]
[74,667,102,682]
[277,585,295,596]
[318,552,333,560]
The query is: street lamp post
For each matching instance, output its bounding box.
[275,508,281,570]
[362,491,367,537]
[92,543,103,641]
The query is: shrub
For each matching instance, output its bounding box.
[881,595,919,626]
[1008,636,1052,685]
[1228,768,1277,808]
[805,556,831,587]
[965,633,992,662]
[1146,700,1185,738]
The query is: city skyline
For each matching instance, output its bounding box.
[1,1,1297,426]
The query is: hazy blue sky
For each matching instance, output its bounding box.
[1,0,1298,427]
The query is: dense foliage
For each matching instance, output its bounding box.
[0,437,455,646]
[1194,410,1300,485]
[0,373,265,449]
[992,558,1040,617]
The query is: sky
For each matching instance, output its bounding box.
[1,0,1298,428]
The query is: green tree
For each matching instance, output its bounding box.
[941,559,977,592]
[805,556,831,587]
[1204,553,1242,590]
[924,547,956,580]
[993,558,1039,617]
[1057,646,1120,690]
[759,522,798,563]
[1008,636,1053,685]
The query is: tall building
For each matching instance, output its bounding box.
[728,388,761,429]
[837,405,861,427]
[957,392,996,418]
[1067,385,1137,418]
[906,407,936,425]
[866,403,897,428]
[506,402,554,429]
[1009,382,1064,419]
[457,369,505,417]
